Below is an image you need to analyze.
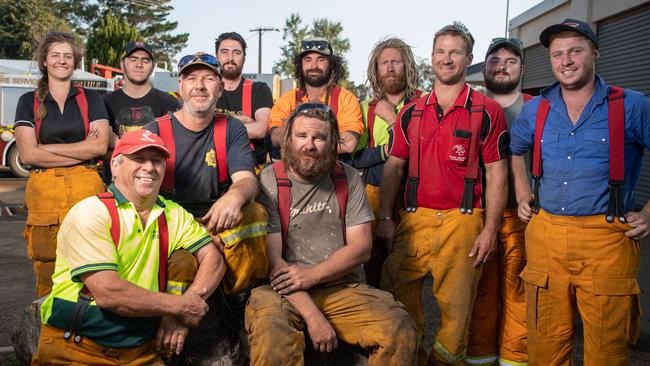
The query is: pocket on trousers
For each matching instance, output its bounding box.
[520,267,548,334]
[593,277,640,353]
[25,214,60,262]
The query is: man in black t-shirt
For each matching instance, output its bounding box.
[102,41,180,183]
[144,53,268,314]
[215,32,273,168]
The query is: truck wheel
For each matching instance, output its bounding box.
[8,146,30,178]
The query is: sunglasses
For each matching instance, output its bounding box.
[301,40,331,54]
[178,54,221,70]
[292,102,334,118]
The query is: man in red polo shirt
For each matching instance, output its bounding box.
[378,22,508,365]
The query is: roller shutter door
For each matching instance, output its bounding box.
[522,44,555,90]
[596,4,650,209]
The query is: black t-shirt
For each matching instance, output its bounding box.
[145,114,255,217]
[216,79,273,165]
[14,86,108,144]
[103,88,180,135]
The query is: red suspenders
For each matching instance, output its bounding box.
[242,79,253,117]
[531,86,626,222]
[272,161,348,251]
[405,90,486,214]
[366,90,423,149]
[295,86,341,116]
[33,87,89,143]
[156,113,229,193]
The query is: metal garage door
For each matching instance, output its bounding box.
[597,4,650,209]
[522,44,555,91]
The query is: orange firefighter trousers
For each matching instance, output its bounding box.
[24,165,105,297]
[245,283,418,366]
[467,208,528,365]
[521,209,641,366]
[381,208,484,365]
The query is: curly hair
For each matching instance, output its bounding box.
[434,21,475,55]
[293,52,345,90]
[281,103,340,162]
[367,37,419,100]
[34,32,82,121]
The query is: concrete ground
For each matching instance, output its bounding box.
[0,176,649,365]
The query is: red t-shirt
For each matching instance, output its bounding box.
[390,85,508,210]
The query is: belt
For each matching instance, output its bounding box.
[31,160,97,173]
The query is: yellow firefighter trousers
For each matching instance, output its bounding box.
[32,324,164,366]
[381,208,484,366]
[218,201,269,294]
[24,165,105,297]
[521,209,641,366]
[364,184,385,287]
[467,209,528,366]
[245,283,418,366]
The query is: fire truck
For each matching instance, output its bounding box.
[0,59,114,177]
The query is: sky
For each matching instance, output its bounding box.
[169,0,544,84]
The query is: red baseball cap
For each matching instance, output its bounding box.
[112,129,170,160]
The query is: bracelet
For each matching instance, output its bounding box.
[379,216,392,221]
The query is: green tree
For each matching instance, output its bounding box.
[0,0,73,59]
[417,57,434,91]
[51,0,100,38]
[274,13,351,80]
[86,12,140,68]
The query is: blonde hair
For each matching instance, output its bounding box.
[367,37,419,100]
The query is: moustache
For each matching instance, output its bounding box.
[223,61,238,67]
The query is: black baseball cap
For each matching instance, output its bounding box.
[486,37,524,59]
[539,18,599,49]
[123,41,154,59]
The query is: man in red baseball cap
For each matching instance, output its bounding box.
[32,129,224,365]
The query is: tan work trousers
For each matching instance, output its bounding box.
[24,165,105,297]
[245,283,418,366]
[521,209,641,366]
[218,201,269,294]
[381,208,484,365]
[467,209,528,365]
[32,324,164,365]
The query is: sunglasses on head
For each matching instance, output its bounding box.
[178,54,220,69]
[301,40,331,53]
[292,102,334,118]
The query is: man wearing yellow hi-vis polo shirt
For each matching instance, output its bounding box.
[32,130,224,365]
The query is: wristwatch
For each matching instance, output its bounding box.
[379,216,392,221]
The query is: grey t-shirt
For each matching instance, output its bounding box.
[257,163,374,272]
[504,93,531,209]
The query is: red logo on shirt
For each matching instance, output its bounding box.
[450,144,466,161]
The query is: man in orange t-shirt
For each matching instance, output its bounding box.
[269,37,363,156]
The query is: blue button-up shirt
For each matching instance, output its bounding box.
[510,76,650,216]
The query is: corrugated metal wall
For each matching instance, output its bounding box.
[521,44,554,90]
[597,4,650,209]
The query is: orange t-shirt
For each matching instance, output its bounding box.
[269,87,363,136]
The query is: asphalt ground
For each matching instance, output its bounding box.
[0,176,648,365]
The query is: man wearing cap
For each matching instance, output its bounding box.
[31,130,224,365]
[466,37,531,366]
[102,41,181,183]
[348,37,421,287]
[269,36,363,156]
[144,53,268,329]
[215,32,273,171]
[377,22,508,365]
[510,19,650,365]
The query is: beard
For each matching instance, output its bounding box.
[222,61,243,80]
[303,67,332,87]
[484,73,520,94]
[378,71,407,95]
[283,140,337,182]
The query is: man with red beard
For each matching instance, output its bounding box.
[347,37,421,287]
[269,37,363,155]
[378,22,508,365]
[249,102,417,365]
[215,32,273,170]
[466,37,531,366]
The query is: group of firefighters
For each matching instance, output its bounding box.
[12,16,649,366]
